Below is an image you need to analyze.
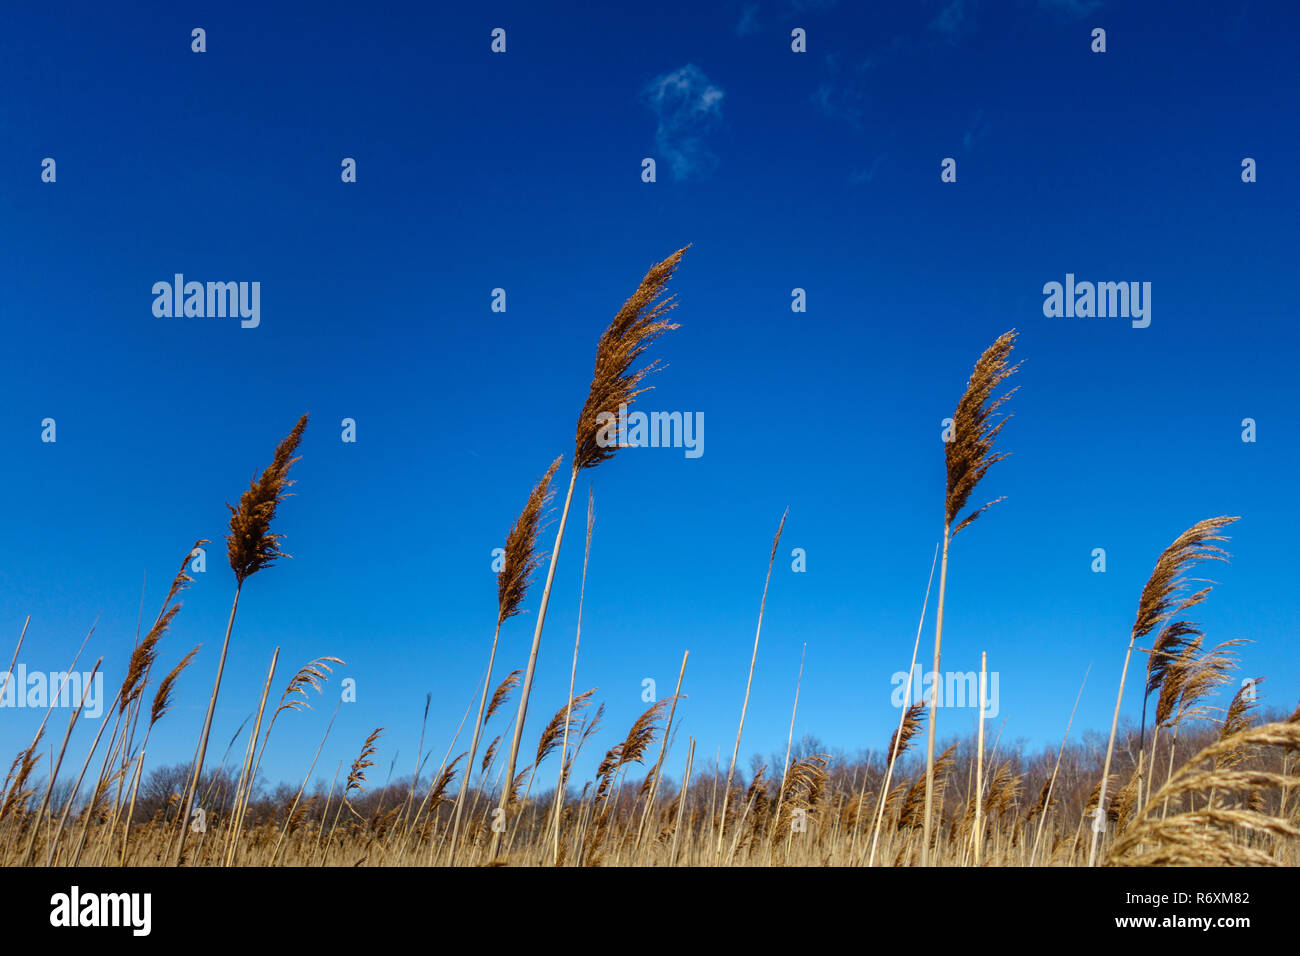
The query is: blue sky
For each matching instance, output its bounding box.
[1,0,1296,797]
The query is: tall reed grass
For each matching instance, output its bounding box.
[1,260,1294,869]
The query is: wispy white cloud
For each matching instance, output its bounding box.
[643,65,726,181]
[929,0,971,38]
[735,3,760,36]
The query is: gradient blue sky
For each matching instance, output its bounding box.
[1,0,1296,796]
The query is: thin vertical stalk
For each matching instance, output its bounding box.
[973,651,987,866]
[867,542,939,866]
[1029,665,1089,866]
[224,647,278,865]
[921,522,951,865]
[1088,631,1138,867]
[767,642,806,863]
[550,485,594,865]
[669,738,696,865]
[447,624,503,863]
[634,649,689,852]
[716,508,787,856]
[175,581,241,865]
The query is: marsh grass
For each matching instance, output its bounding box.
[1,260,1295,869]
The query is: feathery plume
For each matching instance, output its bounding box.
[535,689,596,768]
[491,248,689,858]
[1216,678,1263,771]
[1090,515,1239,866]
[922,331,1019,865]
[119,604,181,715]
[274,656,345,720]
[944,330,1020,537]
[1135,518,1238,643]
[595,697,676,800]
[573,248,688,470]
[481,736,501,775]
[151,646,200,726]
[497,459,561,625]
[345,728,384,796]
[0,733,44,823]
[887,702,926,765]
[226,414,308,582]
[119,539,207,714]
[428,753,464,810]
[485,670,522,726]
[1025,779,1054,824]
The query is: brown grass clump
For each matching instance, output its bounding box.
[1216,680,1263,771]
[773,754,830,841]
[1091,515,1239,865]
[0,736,43,824]
[1024,779,1054,826]
[1108,723,1300,866]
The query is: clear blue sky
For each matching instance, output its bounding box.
[1,0,1296,795]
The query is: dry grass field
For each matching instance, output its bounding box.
[3,248,1297,868]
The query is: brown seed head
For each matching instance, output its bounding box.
[484,669,522,726]
[275,656,345,719]
[481,735,502,775]
[345,727,384,795]
[498,458,561,625]
[119,539,208,713]
[886,702,926,765]
[535,688,596,768]
[1132,516,1238,644]
[227,415,308,583]
[151,645,200,726]
[119,603,181,714]
[944,330,1020,536]
[574,247,688,471]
